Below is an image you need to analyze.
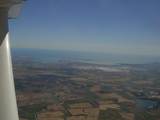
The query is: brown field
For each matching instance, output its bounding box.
[69,102,92,109]
[120,112,135,120]
[37,111,64,120]
[67,116,86,120]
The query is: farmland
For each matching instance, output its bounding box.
[12,55,160,120]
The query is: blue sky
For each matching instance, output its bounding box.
[9,0,160,56]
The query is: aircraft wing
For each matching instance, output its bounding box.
[0,0,24,18]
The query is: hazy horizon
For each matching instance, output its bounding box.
[12,48,160,65]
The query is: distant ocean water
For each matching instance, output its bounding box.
[11,48,160,65]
